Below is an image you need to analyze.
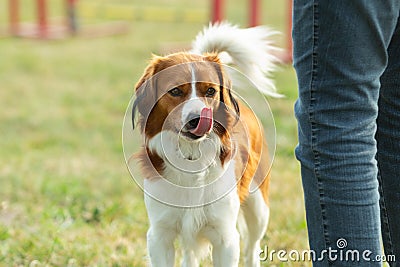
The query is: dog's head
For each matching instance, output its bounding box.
[133,52,239,142]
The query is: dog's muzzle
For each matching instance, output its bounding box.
[183,107,213,138]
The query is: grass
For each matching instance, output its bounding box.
[0,1,309,266]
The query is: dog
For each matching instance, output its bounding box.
[132,22,278,267]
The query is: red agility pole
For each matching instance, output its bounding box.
[7,0,78,39]
[249,0,260,27]
[37,0,48,38]
[211,0,260,26]
[211,0,224,23]
[9,0,19,35]
[284,0,293,62]
[209,0,292,63]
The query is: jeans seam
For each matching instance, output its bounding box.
[377,169,395,257]
[309,0,332,254]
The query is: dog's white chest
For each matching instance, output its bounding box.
[148,130,226,187]
[144,187,240,249]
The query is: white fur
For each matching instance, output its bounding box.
[145,187,241,267]
[145,130,269,266]
[181,65,207,127]
[191,22,281,97]
[190,64,197,95]
[148,130,220,185]
[239,190,270,267]
[145,130,241,266]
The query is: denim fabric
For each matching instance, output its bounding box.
[293,0,400,266]
[377,13,400,267]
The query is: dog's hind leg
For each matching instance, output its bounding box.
[241,189,270,267]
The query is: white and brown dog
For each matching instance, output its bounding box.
[132,23,278,267]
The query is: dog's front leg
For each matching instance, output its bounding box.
[206,185,241,267]
[147,227,176,267]
[181,249,199,267]
[145,194,178,267]
[211,228,240,267]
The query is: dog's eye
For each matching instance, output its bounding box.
[168,87,183,97]
[206,87,216,97]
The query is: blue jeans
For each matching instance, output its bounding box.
[293,1,400,266]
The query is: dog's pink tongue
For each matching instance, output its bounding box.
[190,107,213,136]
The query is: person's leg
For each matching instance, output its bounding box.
[377,13,400,267]
[293,0,400,265]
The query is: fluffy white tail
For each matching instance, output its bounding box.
[191,22,281,97]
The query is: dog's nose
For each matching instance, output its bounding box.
[186,113,200,130]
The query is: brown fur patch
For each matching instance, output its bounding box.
[233,102,270,204]
[134,147,164,179]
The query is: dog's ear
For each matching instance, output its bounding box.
[132,55,164,130]
[204,54,240,122]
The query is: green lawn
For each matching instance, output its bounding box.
[0,1,309,266]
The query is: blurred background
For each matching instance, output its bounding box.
[0,0,307,266]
